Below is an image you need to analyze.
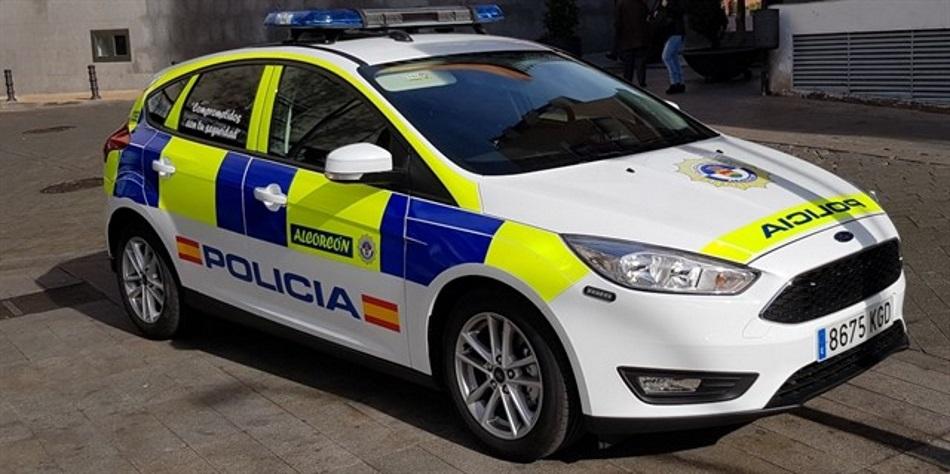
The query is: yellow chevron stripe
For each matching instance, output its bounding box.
[701,193,884,264]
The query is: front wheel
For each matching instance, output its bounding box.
[443,290,580,461]
[115,225,183,339]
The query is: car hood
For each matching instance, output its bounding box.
[478,135,885,265]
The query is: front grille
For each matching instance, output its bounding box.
[762,239,902,324]
[766,321,908,408]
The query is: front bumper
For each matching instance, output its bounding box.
[549,215,907,422]
[584,321,908,434]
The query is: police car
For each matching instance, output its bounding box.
[102,5,908,461]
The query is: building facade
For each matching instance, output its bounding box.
[0,0,613,95]
[768,0,950,103]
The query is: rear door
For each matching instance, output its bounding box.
[145,63,271,304]
[237,63,414,363]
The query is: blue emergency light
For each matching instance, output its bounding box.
[264,5,504,30]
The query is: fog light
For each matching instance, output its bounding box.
[637,376,702,394]
[619,367,758,405]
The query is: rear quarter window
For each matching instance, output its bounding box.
[178,65,265,148]
[145,77,188,127]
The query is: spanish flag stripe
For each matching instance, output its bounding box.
[362,294,400,331]
[176,236,200,247]
[176,236,202,265]
[365,314,400,332]
[362,294,398,311]
[178,253,203,265]
[364,306,398,323]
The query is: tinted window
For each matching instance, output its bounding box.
[364,52,717,175]
[179,65,264,148]
[145,77,187,127]
[269,66,387,169]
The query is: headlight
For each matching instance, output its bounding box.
[563,235,758,295]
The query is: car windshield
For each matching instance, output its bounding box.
[362,51,717,176]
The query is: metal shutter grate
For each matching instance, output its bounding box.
[793,29,950,103]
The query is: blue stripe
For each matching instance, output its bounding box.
[380,194,408,278]
[141,131,171,207]
[408,199,503,235]
[215,152,251,235]
[114,125,157,205]
[404,198,503,286]
[817,328,827,361]
[243,159,297,247]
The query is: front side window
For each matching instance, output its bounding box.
[179,65,264,148]
[363,51,717,175]
[269,66,387,170]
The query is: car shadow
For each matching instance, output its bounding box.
[43,252,950,470]
[34,251,745,462]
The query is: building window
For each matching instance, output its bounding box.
[90,29,131,62]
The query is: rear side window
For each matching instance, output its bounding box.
[179,65,264,148]
[269,65,386,169]
[145,77,187,126]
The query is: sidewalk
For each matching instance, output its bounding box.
[0,90,140,113]
[586,53,950,166]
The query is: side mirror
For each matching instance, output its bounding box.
[325,143,393,182]
[665,100,681,110]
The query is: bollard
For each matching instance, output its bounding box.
[3,69,15,102]
[87,65,101,100]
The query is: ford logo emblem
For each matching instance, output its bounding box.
[834,231,855,242]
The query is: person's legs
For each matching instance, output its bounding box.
[635,48,648,87]
[621,49,635,83]
[669,35,684,85]
[663,35,685,93]
[662,36,678,84]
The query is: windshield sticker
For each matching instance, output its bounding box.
[677,157,769,190]
[376,69,456,92]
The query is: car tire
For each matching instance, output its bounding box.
[442,289,581,462]
[114,223,183,340]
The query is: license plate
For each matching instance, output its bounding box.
[817,297,894,362]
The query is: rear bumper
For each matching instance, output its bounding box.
[584,321,909,435]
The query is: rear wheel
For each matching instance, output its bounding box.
[115,225,182,339]
[443,290,580,461]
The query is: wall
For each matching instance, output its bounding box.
[0,0,176,95]
[0,0,615,95]
[768,0,950,93]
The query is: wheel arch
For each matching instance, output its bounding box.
[106,206,177,276]
[422,266,591,413]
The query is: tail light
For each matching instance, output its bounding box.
[103,124,131,161]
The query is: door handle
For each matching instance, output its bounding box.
[151,158,176,177]
[253,183,288,212]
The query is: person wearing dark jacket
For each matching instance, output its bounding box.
[615,0,650,87]
[661,0,687,94]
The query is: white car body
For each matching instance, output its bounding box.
[105,31,907,435]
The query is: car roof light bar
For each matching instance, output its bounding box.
[264,5,504,31]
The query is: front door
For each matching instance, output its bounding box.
[237,64,412,364]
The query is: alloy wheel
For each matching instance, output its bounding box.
[454,312,543,440]
[121,237,166,324]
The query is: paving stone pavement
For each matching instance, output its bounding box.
[2,71,950,472]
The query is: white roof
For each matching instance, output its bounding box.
[319,33,549,65]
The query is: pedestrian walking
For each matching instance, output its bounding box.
[661,0,687,94]
[615,0,650,87]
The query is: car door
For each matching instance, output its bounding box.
[147,63,271,305]
[237,64,414,364]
